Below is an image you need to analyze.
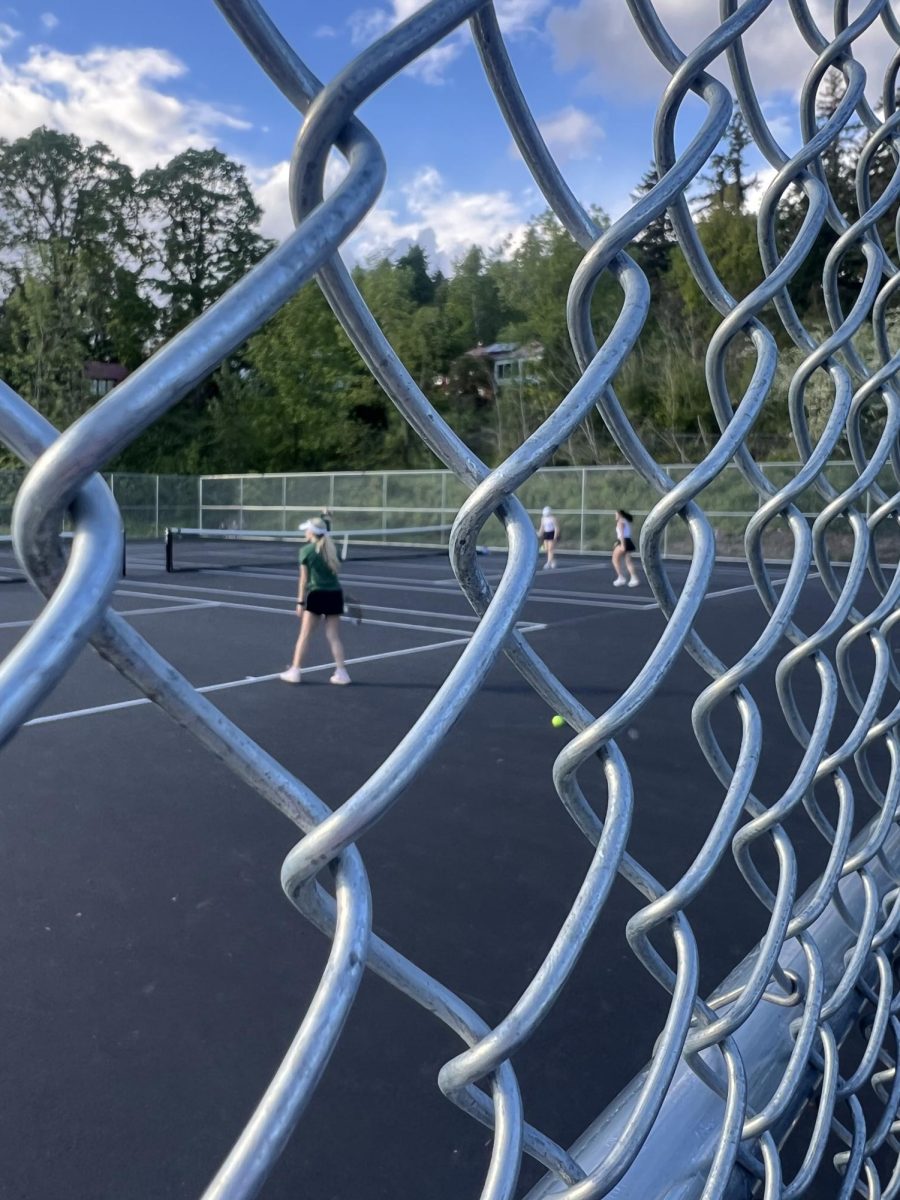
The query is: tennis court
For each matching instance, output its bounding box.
[0,533,881,1198]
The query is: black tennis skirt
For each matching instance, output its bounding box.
[540,530,556,542]
[305,589,344,616]
[618,538,636,553]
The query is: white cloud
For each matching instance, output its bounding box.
[40,13,59,30]
[349,0,548,83]
[254,159,531,271]
[0,44,250,172]
[0,23,19,49]
[347,166,530,270]
[547,0,896,108]
[516,105,603,163]
[251,154,349,242]
[314,24,337,38]
[252,156,526,268]
[349,2,465,84]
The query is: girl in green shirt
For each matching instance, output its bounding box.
[280,519,350,684]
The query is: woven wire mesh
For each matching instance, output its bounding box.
[3,0,900,1196]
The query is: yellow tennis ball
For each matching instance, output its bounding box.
[551,714,565,728]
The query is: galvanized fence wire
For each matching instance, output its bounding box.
[2,0,900,1196]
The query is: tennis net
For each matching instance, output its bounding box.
[164,525,453,573]
[0,533,127,584]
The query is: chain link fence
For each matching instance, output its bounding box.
[2,0,900,1197]
[199,463,900,562]
[0,471,199,538]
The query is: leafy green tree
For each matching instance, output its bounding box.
[396,244,436,306]
[0,251,90,427]
[631,165,676,284]
[444,246,505,355]
[140,148,272,337]
[700,112,756,214]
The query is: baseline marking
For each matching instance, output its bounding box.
[24,635,476,727]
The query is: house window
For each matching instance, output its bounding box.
[89,378,115,398]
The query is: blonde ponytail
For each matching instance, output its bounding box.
[314,532,339,573]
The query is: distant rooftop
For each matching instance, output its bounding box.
[83,361,129,383]
[466,341,542,359]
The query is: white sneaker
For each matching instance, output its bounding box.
[613,576,626,587]
[279,666,302,684]
[549,561,557,569]
[542,562,551,570]
[330,668,351,686]
[628,577,640,588]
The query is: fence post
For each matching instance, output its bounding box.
[239,476,244,531]
[382,473,388,531]
[579,468,586,554]
[155,475,160,539]
[198,477,203,529]
[282,476,288,531]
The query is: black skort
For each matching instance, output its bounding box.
[540,530,556,542]
[618,538,636,553]
[305,589,344,616]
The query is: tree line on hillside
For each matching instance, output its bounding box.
[0,70,895,474]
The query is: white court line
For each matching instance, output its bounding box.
[702,572,818,600]
[119,576,484,616]
[121,575,656,613]
[118,584,542,638]
[0,601,215,631]
[24,635,476,727]
[128,575,655,612]
[112,587,213,606]
[202,597,482,638]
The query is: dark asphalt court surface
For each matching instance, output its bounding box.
[0,538,887,1198]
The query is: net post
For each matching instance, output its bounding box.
[165,528,174,573]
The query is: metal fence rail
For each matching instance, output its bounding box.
[1,1,900,1198]
[199,463,900,562]
[0,471,200,539]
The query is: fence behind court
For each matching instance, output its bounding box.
[199,463,900,562]
[0,471,199,539]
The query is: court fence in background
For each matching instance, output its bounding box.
[0,471,199,540]
[198,463,896,562]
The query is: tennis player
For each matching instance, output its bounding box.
[280,518,351,684]
[537,505,560,570]
[612,508,641,587]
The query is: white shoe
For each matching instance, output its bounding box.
[279,666,302,684]
[549,561,557,569]
[613,576,626,587]
[542,562,551,570]
[330,668,351,686]
[628,577,640,588]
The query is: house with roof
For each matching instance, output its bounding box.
[83,360,129,400]
[466,341,543,391]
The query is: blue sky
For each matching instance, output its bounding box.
[1,1,894,273]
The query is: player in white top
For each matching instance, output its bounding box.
[613,509,640,587]
[537,505,560,569]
